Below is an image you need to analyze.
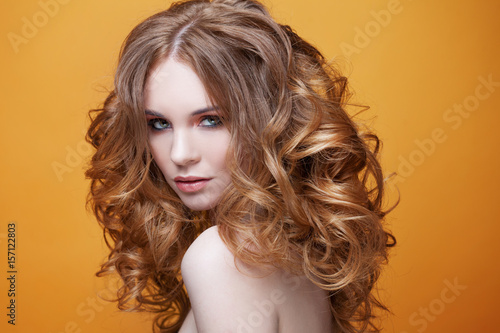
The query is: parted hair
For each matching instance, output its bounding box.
[85,0,397,332]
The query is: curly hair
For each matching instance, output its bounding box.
[85,0,397,332]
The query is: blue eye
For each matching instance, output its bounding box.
[200,115,223,127]
[148,118,170,131]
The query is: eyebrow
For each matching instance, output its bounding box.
[144,106,219,118]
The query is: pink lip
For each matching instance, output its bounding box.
[174,176,210,193]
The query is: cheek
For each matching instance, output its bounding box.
[209,133,231,169]
[149,136,171,171]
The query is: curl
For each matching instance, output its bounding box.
[85,1,398,332]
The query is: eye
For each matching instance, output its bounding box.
[199,115,223,127]
[148,118,170,131]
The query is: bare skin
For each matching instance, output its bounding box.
[145,58,334,332]
[179,226,334,333]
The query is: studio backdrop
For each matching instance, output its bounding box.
[1,0,499,332]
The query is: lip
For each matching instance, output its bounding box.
[174,176,210,193]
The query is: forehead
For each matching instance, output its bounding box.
[146,58,201,92]
[144,58,212,111]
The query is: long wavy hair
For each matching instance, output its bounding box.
[85,0,397,332]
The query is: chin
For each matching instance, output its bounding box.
[185,202,217,212]
[180,196,219,212]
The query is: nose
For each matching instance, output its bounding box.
[170,129,200,166]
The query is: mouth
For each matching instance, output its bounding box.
[174,176,211,193]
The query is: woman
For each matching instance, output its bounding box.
[86,0,397,332]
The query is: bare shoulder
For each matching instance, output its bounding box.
[181,225,233,273]
[180,225,334,333]
[181,225,280,332]
[181,225,272,278]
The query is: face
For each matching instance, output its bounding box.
[144,58,231,211]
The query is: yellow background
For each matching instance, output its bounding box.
[1,0,499,332]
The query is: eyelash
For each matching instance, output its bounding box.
[199,115,223,127]
[147,115,223,132]
[147,118,169,131]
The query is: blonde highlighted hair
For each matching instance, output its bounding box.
[86,0,397,332]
